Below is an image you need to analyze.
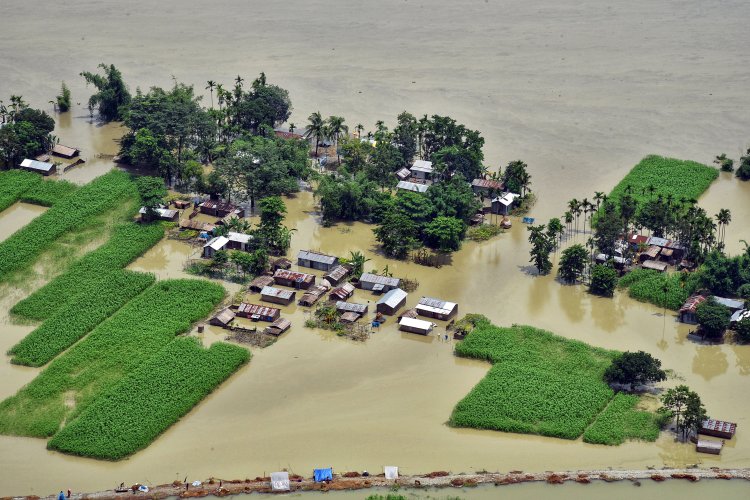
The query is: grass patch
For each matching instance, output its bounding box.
[582,393,660,445]
[0,170,46,212]
[618,268,699,310]
[0,279,225,438]
[0,170,137,281]
[48,337,249,460]
[19,178,78,207]
[449,320,660,444]
[608,155,718,206]
[466,224,504,242]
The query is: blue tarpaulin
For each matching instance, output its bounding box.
[313,468,333,482]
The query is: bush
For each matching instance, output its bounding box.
[590,265,618,297]
[48,338,249,459]
[466,223,503,242]
[696,298,730,338]
[618,269,698,310]
[583,394,660,445]
[734,318,750,344]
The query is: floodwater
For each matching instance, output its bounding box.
[0,202,47,242]
[1,0,750,497]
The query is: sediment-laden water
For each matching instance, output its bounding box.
[1,0,749,496]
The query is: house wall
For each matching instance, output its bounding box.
[261,293,295,305]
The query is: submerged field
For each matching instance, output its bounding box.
[449,319,660,445]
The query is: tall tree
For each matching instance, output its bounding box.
[326,115,348,164]
[558,244,588,284]
[527,224,553,275]
[80,63,130,121]
[304,111,325,157]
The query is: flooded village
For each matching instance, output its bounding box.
[2,1,750,499]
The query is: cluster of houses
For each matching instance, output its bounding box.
[207,248,461,340]
[678,294,747,326]
[19,144,83,176]
[394,159,521,216]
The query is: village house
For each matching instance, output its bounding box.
[699,419,737,439]
[324,265,350,286]
[336,301,368,322]
[626,233,650,250]
[330,282,355,301]
[298,283,330,307]
[376,288,407,315]
[678,295,707,324]
[237,302,281,322]
[260,286,296,306]
[297,250,339,272]
[491,192,520,215]
[51,144,80,159]
[398,316,434,335]
[19,158,56,176]
[642,260,668,272]
[263,317,292,336]
[203,236,229,258]
[359,273,401,293]
[471,178,505,195]
[209,307,236,328]
[180,219,216,233]
[416,296,458,320]
[248,275,275,293]
[396,180,429,193]
[410,159,433,182]
[139,206,179,223]
[226,231,253,252]
[395,168,411,181]
[712,297,745,313]
[198,200,238,217]
[273,269,316,289]
[272,257,292,270]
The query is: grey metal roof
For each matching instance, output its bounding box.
[20,158,54,172]
[359,273,400,287]
[396,181,429,193]
[376,288,407,308]
[261,286,295,300]
[297,250,337,265]
[335,301,368,313]
[713,296,745,310]
[410,160,433,173]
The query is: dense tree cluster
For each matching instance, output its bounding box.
[660,385,707,440]
[604,351,666,389]
[0,96,56,168]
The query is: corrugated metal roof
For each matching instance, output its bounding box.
[680,295,707,313]
[335,301,368,313]
[20,158,54,171]
[238,302,279,317]
[273,269,315,282]
[418,296,457,310]
[260,286,295,300]
[396,181,429,193]
[227,231,252,244]
[377,288,407,308]
[411,160,433,173]
[325,265,349,281]
[701,419,737,435]
[360,273,400,287]
[399,317,433,330]
[204,236,229,251]
[642,260,667,272]
[647,236,670,247]
[492,192,520,206]
[298,250,338,265]
[52,144,79,157]
[472,178,505,190]
[199,200,236,212]
[713,297,745,310]
[211,307,236,325]
[395,168,411,179]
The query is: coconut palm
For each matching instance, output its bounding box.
[288,123,296,134]
[327,116,348,164]
[205,80,216,109]
[564,211,573,237]
[593,191,605,211]
[715,208,731,246]
[355,123,364,139]
[304,112,325,157]
[568,199,580,237]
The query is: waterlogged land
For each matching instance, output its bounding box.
[1,0,750,497]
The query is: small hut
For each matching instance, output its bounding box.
[272,257,292,270]
[19,158,56,176]
[395,168,411,181]
[263,318,291,336]
[51,144,80,159]
[248,275,275,293]
[376,288,408,315]
[639,245,661,263]
[642,260,668,272]
[203,236,229,258]
[330,282,355,301]
[139,206,179,222]
[398,317,434,335]
[273,269,316,289]
[226,231,253,252]
[678,295,707,324]
[471,178,504,195]
[260,286,296,306]
[209,307,236,328]
[340,311,361,324]
[199,200,237,217]
[699,419,737,439]
[297,250,339,272]
[237,303,280,322]
[298,284,330,307]
[696,439,723,455]
[359,273,400,293]
[324,265,350,286]
[416,296,458,320]
[410,159,433,181]
[335,301,368,315]
[491,192,520,215]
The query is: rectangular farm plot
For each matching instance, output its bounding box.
[449,323,660,444]
[49,337,249,460]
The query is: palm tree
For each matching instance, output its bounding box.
[288,123,295,134]
[715,209,731,246]
[355,123,364,139]
[216,84,226,110]
[581,198,591,234]
[593,191,604,211]
[568,199,580,237]
[205,80,216,109]
[304,112,325,157]
[327,116,348,164]
[347,250,370,279]
[564,211,573,238]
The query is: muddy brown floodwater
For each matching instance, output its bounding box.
[1,0,750,497]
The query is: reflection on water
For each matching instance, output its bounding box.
[692,346,729,382]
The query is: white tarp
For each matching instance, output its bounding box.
[191,481,202,487]
[384,466,398,480]
[271,471,290,491]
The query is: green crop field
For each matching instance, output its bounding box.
[583,393,660,445]
[618,268,700,311]
[608,155,718,207]
[0,279,225,438]
[449,319,660,444]
[0,170,77,212]
[49,338,249,460]
[0,170,136,280]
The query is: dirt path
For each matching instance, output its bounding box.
[14,468,749,500]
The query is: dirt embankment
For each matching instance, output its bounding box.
[9,467,750,500]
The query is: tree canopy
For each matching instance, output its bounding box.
[604,351,666,389]
[80,63,130,121]
[695,297,731,338]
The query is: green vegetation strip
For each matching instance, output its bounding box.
[617,268,700,311]
[449,319,659,444]
[0,279,225,438]
[49,338,249,460]
[0,170,135,280]
[608,155,718,206]
[0,170,44,212]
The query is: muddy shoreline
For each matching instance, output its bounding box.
[12,468,749,500]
